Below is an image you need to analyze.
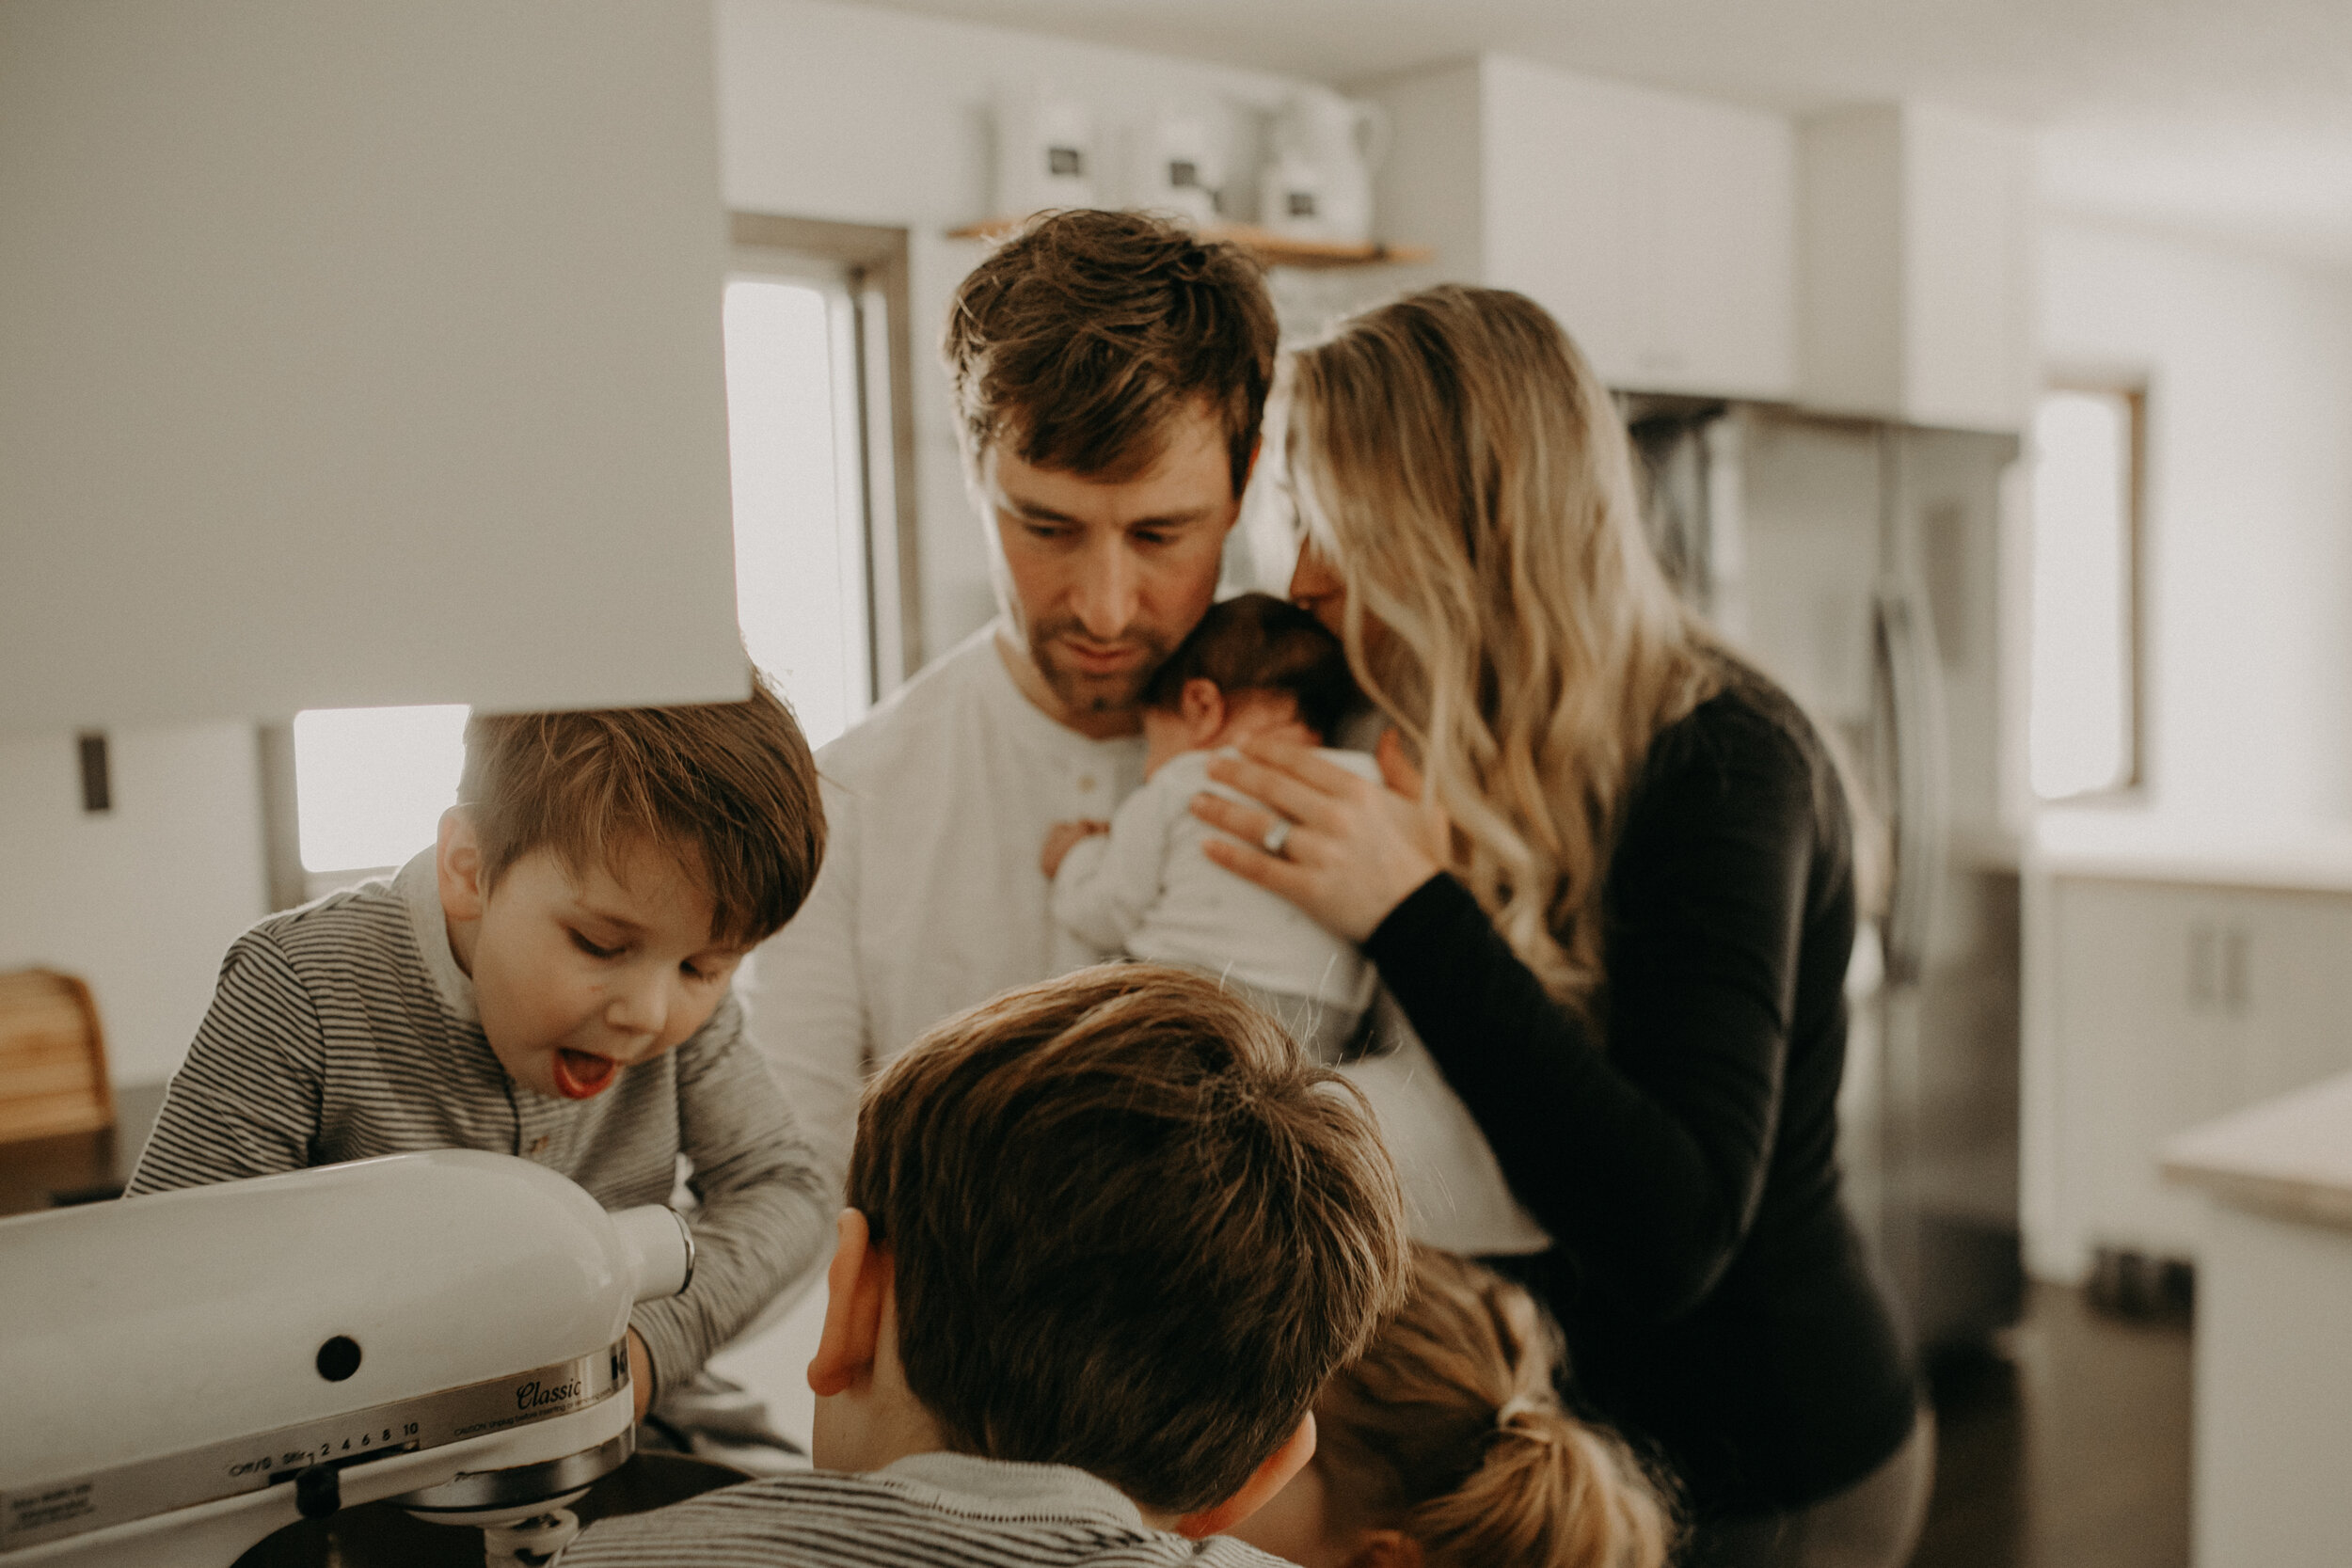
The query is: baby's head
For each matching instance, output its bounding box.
[1139,592,1358,778]
[1236,1245,1675,1568]
[815,963,1410,1533]
[434,677,823,1101]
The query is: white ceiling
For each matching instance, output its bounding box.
[846,0,2352,266]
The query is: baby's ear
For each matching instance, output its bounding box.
[435,808,487,920]
[1179,678,1226,735]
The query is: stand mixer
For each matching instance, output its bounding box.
[0,1150,692,1567]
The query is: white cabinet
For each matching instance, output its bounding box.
[0,0,747,734]
[1369,55,1796,401]
[1797,104,2035,433]
[2027,873,2352,1276]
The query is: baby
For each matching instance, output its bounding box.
[1043,594,1379,1062]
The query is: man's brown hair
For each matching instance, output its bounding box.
[1142,592,1359,741]
[457,676,824,948]
[849,963,1409,1515]
[944,209,1279,495]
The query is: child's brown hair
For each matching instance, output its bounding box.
[1312,1245,1677,1568]
[847,963,1410,1516]
[1141,592,1359,742]
[457,676,824,947]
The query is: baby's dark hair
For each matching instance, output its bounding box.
[1142,593,1358,741]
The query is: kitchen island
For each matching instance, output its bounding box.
[2165,1070,2352,1567]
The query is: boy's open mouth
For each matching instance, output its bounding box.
[552,1048,618,1100]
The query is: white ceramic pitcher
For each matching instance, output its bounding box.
[1265,88,1389,244]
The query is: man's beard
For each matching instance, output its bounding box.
[1026,614,1176,717]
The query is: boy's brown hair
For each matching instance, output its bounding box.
[458,676,824,948]
[944,209,1279,496]
[1142,592,1359,742]
[849,963,1409,1515]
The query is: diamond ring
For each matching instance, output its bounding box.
[1261,819,1294,857]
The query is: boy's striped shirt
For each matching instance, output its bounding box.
[556,1452,1294,1567]
[127,853,830,1401]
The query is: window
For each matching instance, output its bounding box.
[2028,385,2144,800]
[291,704,469,875]
[282,216,917,888]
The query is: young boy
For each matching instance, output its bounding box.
[558,962,1410,1566]
[1041,594,1383,1062]
[128,685,832,1419]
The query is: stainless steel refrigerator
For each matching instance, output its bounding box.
[1629,398,2026,1356]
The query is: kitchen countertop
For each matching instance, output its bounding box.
[2165,1069,2352,1230]
[2031,810,2352,895]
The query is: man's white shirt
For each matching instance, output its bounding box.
[747,623,1143,1193]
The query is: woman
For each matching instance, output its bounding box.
[1234,1244,1674,1568]
[1193,286,1931,1566]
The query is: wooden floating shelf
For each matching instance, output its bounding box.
[947,216,1431,270]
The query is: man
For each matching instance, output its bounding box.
[751,209,1279,1192]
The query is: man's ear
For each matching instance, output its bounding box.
[808,1209,890,1398]
[1175,1413,1317,1540]
[435,808,487,921]
[1179,678,1227,742]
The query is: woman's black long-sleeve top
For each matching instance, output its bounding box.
[1361,672,1916,1518]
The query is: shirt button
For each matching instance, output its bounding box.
[528,1135,549,1156]
[1077,775,1097,793]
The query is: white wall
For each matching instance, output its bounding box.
[715,0,1326,660]
[0,725,266,1086]
[2040,218,2352,826]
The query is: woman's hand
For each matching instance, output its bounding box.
[1193,731,1447,943]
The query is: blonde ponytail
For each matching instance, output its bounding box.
[1407,1402,1674,1568]
[1311,1247,1677,1568]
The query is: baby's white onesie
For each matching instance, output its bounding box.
[1051,747,1382,1059]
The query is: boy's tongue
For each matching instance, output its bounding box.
[553,1048,618,1100]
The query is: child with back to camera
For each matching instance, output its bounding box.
[557,961,1412,1567]
[1041,593,1381,1061]
[1235,1244,1677,1568]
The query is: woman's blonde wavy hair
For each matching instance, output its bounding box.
[1311,1245,1677,1568]
[1286,285,1720,1011]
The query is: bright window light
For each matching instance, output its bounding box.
[724,276,870,750]
[2029,389,2137,800]
[293,705,469,873]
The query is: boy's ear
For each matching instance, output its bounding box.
[436,808,487,921]
[808,1209,890,1397]
[1178,678,1226,741]
[1174,1413,1317,1540]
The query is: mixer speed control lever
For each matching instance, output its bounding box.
[294,1463,341,1520]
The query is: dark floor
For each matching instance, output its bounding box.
[1911,1283,2192,1568]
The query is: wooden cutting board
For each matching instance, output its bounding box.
[0,970,115,1144]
